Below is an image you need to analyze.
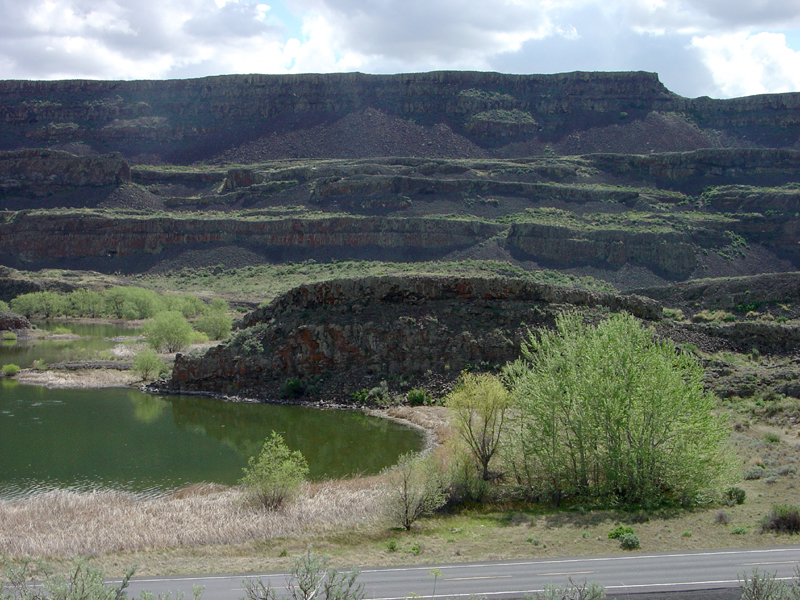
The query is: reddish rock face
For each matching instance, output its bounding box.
[0,310,30,331]
[166,274,661,402]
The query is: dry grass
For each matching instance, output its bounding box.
[13,369,140,388]
[0,481,389,561]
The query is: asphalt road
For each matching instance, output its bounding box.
[124,546,800,600]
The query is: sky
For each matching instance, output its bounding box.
[1,0,800,99]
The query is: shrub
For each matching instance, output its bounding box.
[406,388,430,406]
[242,549,363,600]
[732,527,748,535]
[240,431,309,510]
[194,310,232,340]
[143,311,194,353]
[715,511,732,525]
[527,579,605,600]
[282,378,305,399]
[619,533,640,550]
[0,300,8,312]
[133,348,167,380]
[51,326,72,335]
[744,466,766,480]
[385,452,448,530]
[764,432,781,444]
[760,504,800,534]
[1,364,20,377]
[739,568,789,600]
[1,332,16,341]
[608,525,634,539]
[722,487,746,506]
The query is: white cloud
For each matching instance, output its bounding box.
[692,31,800,97]
[0,0,797,99]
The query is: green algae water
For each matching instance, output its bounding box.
[0,379,424,499]
[0,323,423,499]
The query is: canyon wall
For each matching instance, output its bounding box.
[0,72,797,162]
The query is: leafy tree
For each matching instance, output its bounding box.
[9,291,65,318]
[446,372,509,481]
[142,311,194,353]
[504,312,733,508]
[68,288,106,318]
[194,310,232,341]
[132,348,167,380]
[385,452,448,530]
[240,431,309,509]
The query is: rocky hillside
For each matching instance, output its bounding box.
[1,148,800,290]
[166,275,660,401]
[0,71,798,164]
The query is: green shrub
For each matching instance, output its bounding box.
[723,487,746,506]
[51,326,72,335]
[143,311,194,353]
[760,504,800,534]
[406,388,430,406]
[1,332,16,341]
[240,431,309,510]
[764,432,781,443]
[619,533,640,550]
[282,378,305,399]
[133,348,167,380]
[608,525,634,539]
[732,526,748,535]
[1,364,20,377]
[0,300,8,312]
[194,310,232,340]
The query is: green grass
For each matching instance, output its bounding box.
[135,259,615,304]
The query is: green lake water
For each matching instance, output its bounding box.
[0,324,423,499]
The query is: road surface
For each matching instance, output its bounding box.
[123,546,800,600]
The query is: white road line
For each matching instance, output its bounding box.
[444,576,514,581]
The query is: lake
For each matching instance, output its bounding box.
[0,323,424,499]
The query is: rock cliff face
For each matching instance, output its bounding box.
[0,71,798,163]
[0,310,30,332]
[167,275,661,401]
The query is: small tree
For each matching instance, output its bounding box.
[446,372,509,481]
[143,311,194,353]
[241,432,309,510]
[132,348,167,380]
[385,452,448,530]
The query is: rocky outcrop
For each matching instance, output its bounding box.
[0,310,30,331]
[0,149,129,196]
[506,223,698,277]
[167,275,661,401]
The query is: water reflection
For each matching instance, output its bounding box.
[0,385,422,499]
[129,392,166,424]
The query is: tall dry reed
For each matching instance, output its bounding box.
[0,481,389,559]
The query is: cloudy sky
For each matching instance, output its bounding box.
[2,0,799,98]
